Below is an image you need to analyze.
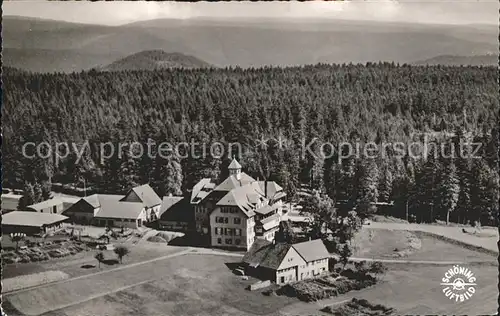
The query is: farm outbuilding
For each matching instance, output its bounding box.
[158,196,192,232]
[1,211,68,235]
[1,191,23,214]
[26,197,79,214]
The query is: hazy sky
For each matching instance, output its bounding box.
[3,1,499,26]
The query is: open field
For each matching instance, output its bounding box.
[5,254,296,316]
[3,271,70,293]
[367,222,498,253]
[4,238,497,316]
[280,263,498,316]
[352,228,497,263]
[3,242,188,280]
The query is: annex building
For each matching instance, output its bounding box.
[62,184,162,229]
[242,239,330,284]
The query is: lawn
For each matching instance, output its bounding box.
[4,225,497,316]
[280,263,498,316]
[367,222,498,253]
[353,227,497,262]
[7,254,296,316]
[3,242,187,280]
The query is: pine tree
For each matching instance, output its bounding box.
[378,162,393,202]
[162,155,183,196]
[469,159,490,225]
[323,156,337,201]
[311,157,325,193]
[453,128,472,224]
[18,182,35,210]
[438,160,460,225]
[41,181,53,200]
[356,160,379,218]
[337,157,356,202]
[413,149,440,223]
[33,182,43,204]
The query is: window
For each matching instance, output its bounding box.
[224,217,229,224]
[288,257,293,262]
[235,239,241,245]
[280,277,285,283]
[225,239,232,245]
[215,227,222,235]
[217,238,222,244]
[234,218,241,224]
[235,229,241,236]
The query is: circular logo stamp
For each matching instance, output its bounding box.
[440,265,476,302]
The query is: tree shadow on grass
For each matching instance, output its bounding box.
[102,258,119,266]
[81,264,96,269]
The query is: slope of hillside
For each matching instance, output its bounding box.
[413,54,498,67]
[2,16,498,72]
[101,50,212,71]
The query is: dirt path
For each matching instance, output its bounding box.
[197,249,496,266]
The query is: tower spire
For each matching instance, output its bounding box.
[228,157,242,179]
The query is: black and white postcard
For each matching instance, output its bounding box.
[1,1,499,315]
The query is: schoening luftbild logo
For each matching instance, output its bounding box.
[440,265,477,302]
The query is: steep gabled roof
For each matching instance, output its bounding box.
[82,194,101,208]
[94,194,145,220]
[213,173,256,192]
[258,181,284,199]
[242,239,330,270]
[122,184,162,208]
[159,197,191,223]
[191,178,216,204]
[242,239,292,270]
[216,182,266,217]
[292,239,330,262]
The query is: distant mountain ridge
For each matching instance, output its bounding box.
[2,16,498,73]
[413,54,498,67]
[101,50,212,71]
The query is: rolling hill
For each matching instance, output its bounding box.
[413,54,498,67]
[2,16,498,73]
[101,50,212,71]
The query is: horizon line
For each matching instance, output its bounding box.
[4,14,498,28]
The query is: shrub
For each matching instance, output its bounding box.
[95,251,104,268]
[114,245,130,263]
[322,298,395,315]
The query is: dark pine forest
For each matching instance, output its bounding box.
[3,63,498,226]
